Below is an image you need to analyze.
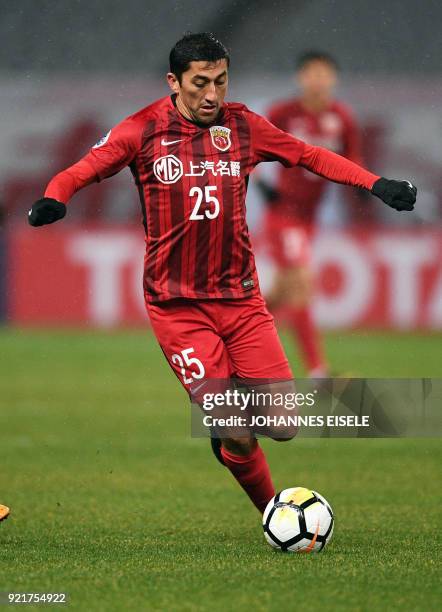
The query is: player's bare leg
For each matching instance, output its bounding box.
[221,435,255,456]
[266,263,311,310]
[219,379,298,513]
[268,264,328,377]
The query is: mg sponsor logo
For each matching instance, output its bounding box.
[153,154,183,184]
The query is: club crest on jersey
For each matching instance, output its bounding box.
[209,126,231,152]
[92,130,111,148]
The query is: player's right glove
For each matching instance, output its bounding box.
[371,177,417,212]
[28,198,67,227]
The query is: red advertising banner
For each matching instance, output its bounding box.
[8,227,147,326]
[6,226,442,329]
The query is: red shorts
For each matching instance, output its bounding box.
[146,294,293,393]
[265,211,313,269]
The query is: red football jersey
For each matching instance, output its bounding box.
[267,98,362,223]
[75,95,306,302]
[45,94,377,303]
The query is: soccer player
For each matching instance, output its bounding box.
[257,51,363,377]
[28,33,416,514]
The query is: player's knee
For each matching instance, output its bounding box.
[264,420,299,441]
[286,266,312,306]
[222,436,255,456]
[248,380,299,441]
[250,425,298,441]
[289,290,310,308]
[272,432,297,442]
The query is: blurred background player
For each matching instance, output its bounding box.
[257,51,363,377]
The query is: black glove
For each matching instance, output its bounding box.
[28,198,67,227]
[371,177,417,212]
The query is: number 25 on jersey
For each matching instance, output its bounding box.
[189,186,220,220]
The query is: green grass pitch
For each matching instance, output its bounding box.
[0,328,441,611]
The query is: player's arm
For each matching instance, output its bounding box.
[28,118,141,227]
[28,159,96,226]
[298,144,416,211]
[249,111,416,212]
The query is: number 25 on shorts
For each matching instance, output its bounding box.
[171,347,205,384]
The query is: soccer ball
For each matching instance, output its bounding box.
[262,487,334,552]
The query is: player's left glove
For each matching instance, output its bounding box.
[371,177,417,212]
[28,197,67,227]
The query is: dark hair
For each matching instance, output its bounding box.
[296,51,339,71]
[169,32,230,83]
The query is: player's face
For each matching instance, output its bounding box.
[167,59,228,125]
[296,60,337,99]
